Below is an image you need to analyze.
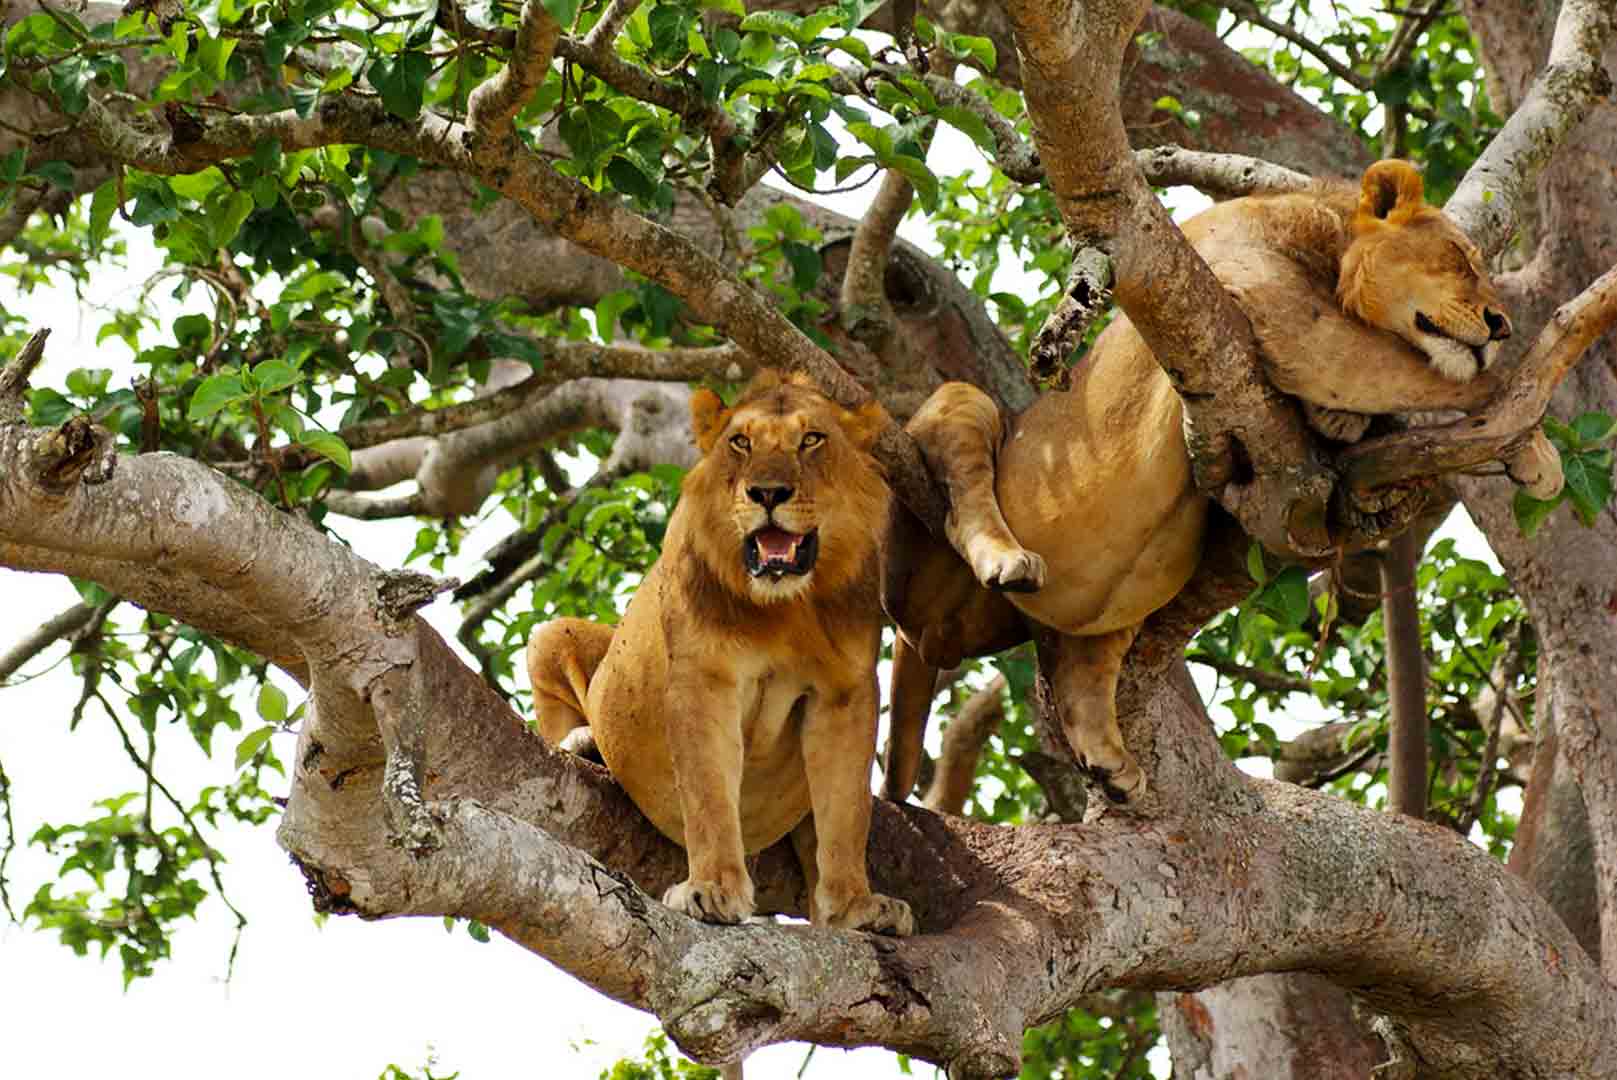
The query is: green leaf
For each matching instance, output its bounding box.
[1245,541,1267,585]
[251,358,300,395]
[1562,449,1613,526]
[540,0,581,28]
[257,684,289,723]
[1571,411,1617,446]
[212,189,255,248]
[943,32,996,70]
[888,154,938,211]
[298,430,352,471]
[780,240,821,291]
[234,725,275,769]
[187,373,247,420]
[466,919,491,943]
[1512,488,1561,538]
[88,179,119,254]
[1253,566,1310,628]
[367,51,431,120]
[605,155,659,204]
[557,102,623,171]
[937,106,995,152]
[31,160,74,190]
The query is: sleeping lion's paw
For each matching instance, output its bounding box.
[664,876,754,925]
[822,891,915,937]
[964,536,1046,593]
[1303,402,1373,443]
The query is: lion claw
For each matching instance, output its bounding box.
[966,539,1046,593]
[825,893,915,937]
[664,877,754,925]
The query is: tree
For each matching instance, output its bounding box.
[2,0,1617,1074]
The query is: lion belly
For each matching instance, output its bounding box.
[582,566,835,855]
[995,320,1207,636]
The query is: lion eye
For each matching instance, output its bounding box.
[801,432,826,450]
[729,433,751,453]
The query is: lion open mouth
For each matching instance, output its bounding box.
[744,526,819,578]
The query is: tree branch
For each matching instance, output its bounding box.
[1381,529,1428,819]
[1444,0,1617,254]
[0,598,111,684]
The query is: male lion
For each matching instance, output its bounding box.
[882,159,1520,807]
[527,370,913,936]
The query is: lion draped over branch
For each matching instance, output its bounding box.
[881,159,1555,808]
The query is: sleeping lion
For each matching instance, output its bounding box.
[882,159,1526,807]
[528,371,913,935]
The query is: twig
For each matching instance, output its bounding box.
[322,490,428,520]
[0,328,51,412]
[0,753,17,918]
[0,599,107,684]
[1223,0,1369,90]
[97,690,249,981]
[1459,628,1526,834]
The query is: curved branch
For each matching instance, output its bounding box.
[1444,0,1617,254]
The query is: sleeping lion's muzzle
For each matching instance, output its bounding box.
[744,526,819,578]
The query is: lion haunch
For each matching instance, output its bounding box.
[528,370,913,936]
[882,160,1515,807]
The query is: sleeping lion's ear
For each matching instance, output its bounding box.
[690,388,730,453]
[1357,159,1425,226]
[838,399,890,453]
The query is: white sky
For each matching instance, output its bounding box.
[0,38,1510,1078]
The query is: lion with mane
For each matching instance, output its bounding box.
[528,370,913,935]
[882,159,1544,807]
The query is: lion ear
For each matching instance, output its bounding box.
[1357,159,1426,227]
[838,399,889,453]
[690,388,730,453]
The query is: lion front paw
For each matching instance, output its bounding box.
[1303,402,1373,443]
[965,536,1046,593]
[821,891,915,937]
[664,876,754,925]
[557,725,598,759]
[1087,757,1147,805]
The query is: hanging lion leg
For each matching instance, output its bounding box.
[1045,626,1145,804]
[525,617,614,757]
[907,382,1046,592]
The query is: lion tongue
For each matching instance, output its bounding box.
[755,527,802,562]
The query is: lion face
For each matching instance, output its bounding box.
[1338,160,1512,382]
[684,372,889,604]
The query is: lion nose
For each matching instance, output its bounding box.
[747,485,793,510]
[1484,307,1511,341]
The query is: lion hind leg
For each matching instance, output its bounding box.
[908,382,1045,593]
[1048,626,1145,805]
[525,617,614,750]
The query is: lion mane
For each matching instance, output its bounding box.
[528,370,912,935]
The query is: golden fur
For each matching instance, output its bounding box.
[528,371,912,934]
[883,160,1515,806]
